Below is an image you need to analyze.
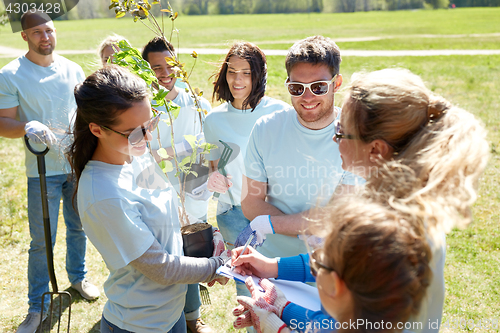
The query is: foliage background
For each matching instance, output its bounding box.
[2,0,500,22]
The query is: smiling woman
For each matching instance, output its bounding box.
[66,65,230,333]
[204,41,291,308]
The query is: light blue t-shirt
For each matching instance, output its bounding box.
[244,107,359,258]
[78,152,185,333]
[149,89,212,220]
[204,96,291,205]
[0,54,84,177]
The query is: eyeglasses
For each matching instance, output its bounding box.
[285,75,337,97]
[334,119,358,142]
[101,114,160,146]
[309,248,334,277]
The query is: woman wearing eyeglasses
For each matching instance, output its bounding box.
[67,65,230,333]
[230,68,489,333]
[232,195,432,333]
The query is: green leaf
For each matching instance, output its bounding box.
[157,148,169,159]
[180,156,191,167]
[167,101,181,120]
[115,11,126,18]
[156,88,169,101]
[160,118,171,126]
[160,160,174,173]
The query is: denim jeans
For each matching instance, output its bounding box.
[100,313,186,333]
[216,202,250,249]
[216,202,256,333]
[184,283,202,320]
[27,174,87,313]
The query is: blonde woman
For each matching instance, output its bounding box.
[97,34,127,67]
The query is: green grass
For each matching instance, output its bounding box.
[1,8,500,332]
[1,7,500,51]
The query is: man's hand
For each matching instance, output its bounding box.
[24,121,57,146]
[234,215,274,248]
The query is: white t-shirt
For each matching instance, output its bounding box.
[408,232,446,333]
[244,107,359,258]
[204,96,291,205]
[149,90,212,220]
[78,152,185,333]
[0,54,84,177]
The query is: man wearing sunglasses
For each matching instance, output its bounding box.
[236,36,361,258]
[141,37,215,333]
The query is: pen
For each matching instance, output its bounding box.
[231,230,256,271]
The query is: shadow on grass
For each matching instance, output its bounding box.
[40,287,99,332]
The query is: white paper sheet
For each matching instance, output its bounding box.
[216,265,321,311]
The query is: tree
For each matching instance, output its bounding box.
[338,0,358,12]
[425,0,449,7]
[311,0,324,12]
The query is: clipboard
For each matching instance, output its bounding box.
[216,265,321,311]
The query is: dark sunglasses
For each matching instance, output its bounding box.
[101,114,160,146]
[334,119,358,142]
[285,75,337,97]
[309,248,334,277]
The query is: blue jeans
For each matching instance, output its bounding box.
[216,202,255,333]
[27,174,87,313]
[216,202,250,249]
[100,313,186,333]
[184,283,202,320]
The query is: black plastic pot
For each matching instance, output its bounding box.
[182,163,210,194]
[182,223,214,258]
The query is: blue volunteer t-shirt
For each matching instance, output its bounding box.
[204,96,291,205]
[0,54,84,177]
[244,107,360,258]
[78,152,185,333]
[149,89,212,220]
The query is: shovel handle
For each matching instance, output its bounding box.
[214,140,233,199]
[24,135,59,293]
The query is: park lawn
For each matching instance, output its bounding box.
[1,7,500,51]
[0,52,499,331]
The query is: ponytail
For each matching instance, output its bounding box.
[343,68,489,234]
[67,65,150,203]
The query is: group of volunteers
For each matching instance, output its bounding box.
[0,9,489,333]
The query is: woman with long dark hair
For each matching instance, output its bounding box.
[67,65,228,333]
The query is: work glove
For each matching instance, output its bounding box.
[174,133,205,157]
[212,228,225,257]
[233,295,288,333]
[25,121,57,147]
[207,171,233,194]
[234,215,274,248]
[185,182,213,201]
[208,249,230,287]
[249,278,291,318]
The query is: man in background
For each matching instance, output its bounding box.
[0,10,99,333]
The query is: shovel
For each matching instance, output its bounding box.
[24,135,72,332]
